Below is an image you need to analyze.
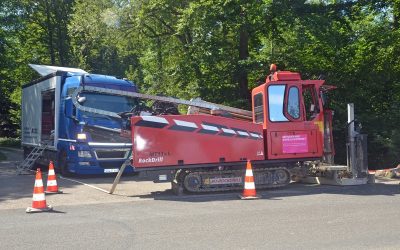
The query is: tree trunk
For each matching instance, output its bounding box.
[238,20,250,106]
[55,0,67,66]
[156,37,164,90]
[393,0,400,29]
[44,0,55,65]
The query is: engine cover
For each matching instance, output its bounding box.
[130,115,265,169]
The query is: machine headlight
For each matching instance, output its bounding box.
[78,151,92,158]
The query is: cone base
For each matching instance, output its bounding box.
[239,194,261,200]
[26,205,53,213]
[45,190,63,194]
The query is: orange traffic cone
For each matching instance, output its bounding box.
[26,168,53,213]
[45,161,62,194]
[239,160,261,200]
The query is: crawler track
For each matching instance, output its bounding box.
[176,167,291,193]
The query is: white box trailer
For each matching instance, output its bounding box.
[21,74,60,149]
[21,64,86,150]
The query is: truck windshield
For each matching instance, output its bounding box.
[80,93,137,113]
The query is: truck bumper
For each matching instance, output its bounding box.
[60,142,134,175]
[67,160,134,175]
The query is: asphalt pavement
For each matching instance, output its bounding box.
[1,147,399,250]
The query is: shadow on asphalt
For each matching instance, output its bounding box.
[1,171,399,204]
[47,210,67,214]
[129,181,400,203]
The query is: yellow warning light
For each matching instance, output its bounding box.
[270,64,277,72]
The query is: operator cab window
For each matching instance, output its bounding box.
[268,85,289,122]
[302,85,320,120]
[287,87,300,119]
[253,93,264,123]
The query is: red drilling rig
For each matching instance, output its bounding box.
[72,65,369,194]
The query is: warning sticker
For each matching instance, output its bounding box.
[282,134,308,153]
[208,177,242,185]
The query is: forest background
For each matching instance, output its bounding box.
[0,0,399,168]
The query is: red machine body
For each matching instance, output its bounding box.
[129,67,333,171]
[130,115,265,169]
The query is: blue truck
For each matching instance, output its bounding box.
[21,64,137,175]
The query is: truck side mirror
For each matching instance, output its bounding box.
[77,96,86,104]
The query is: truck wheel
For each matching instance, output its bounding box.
[58,151,71,177]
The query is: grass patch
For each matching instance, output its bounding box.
[0,137,21,148]
[0,151,6,161]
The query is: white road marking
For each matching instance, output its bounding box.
[59,176,110,194]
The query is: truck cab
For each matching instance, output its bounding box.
[252,66,333,161]
[58,74,138,175]
[22,65,138,175]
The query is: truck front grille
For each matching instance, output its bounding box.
[95,150,129,159]
[83,126,131,143]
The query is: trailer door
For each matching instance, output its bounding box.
[21,75,61,148]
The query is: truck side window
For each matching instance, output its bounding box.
[67,87,77,97]
[268,85,289,122]
[287,87,300,119]
[253,93,264,123]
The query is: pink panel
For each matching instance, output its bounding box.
[282,134,308,153]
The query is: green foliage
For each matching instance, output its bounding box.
[0,137,21,148]
[0,0,74,137]
[0,0,399,167]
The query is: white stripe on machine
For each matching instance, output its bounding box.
[173,119,198,128]
[201,124,220,132]
[141,116,169,124]
[237,131,250,137]
[250,133,260,138]
[221,128,236,134]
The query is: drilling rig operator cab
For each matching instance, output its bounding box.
[252,65,327,161]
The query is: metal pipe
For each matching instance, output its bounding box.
[347,103,357,177]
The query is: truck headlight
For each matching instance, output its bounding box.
[77,133,87,141]
[78,151,92,158]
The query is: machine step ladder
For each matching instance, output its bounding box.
[16,143,48,175]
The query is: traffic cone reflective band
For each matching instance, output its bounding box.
[46,161,62,194]
[239,160,261,200]
[26,168,53,213]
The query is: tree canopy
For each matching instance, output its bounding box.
[0,0,399,168]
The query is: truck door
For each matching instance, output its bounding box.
[264,82,324,160]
